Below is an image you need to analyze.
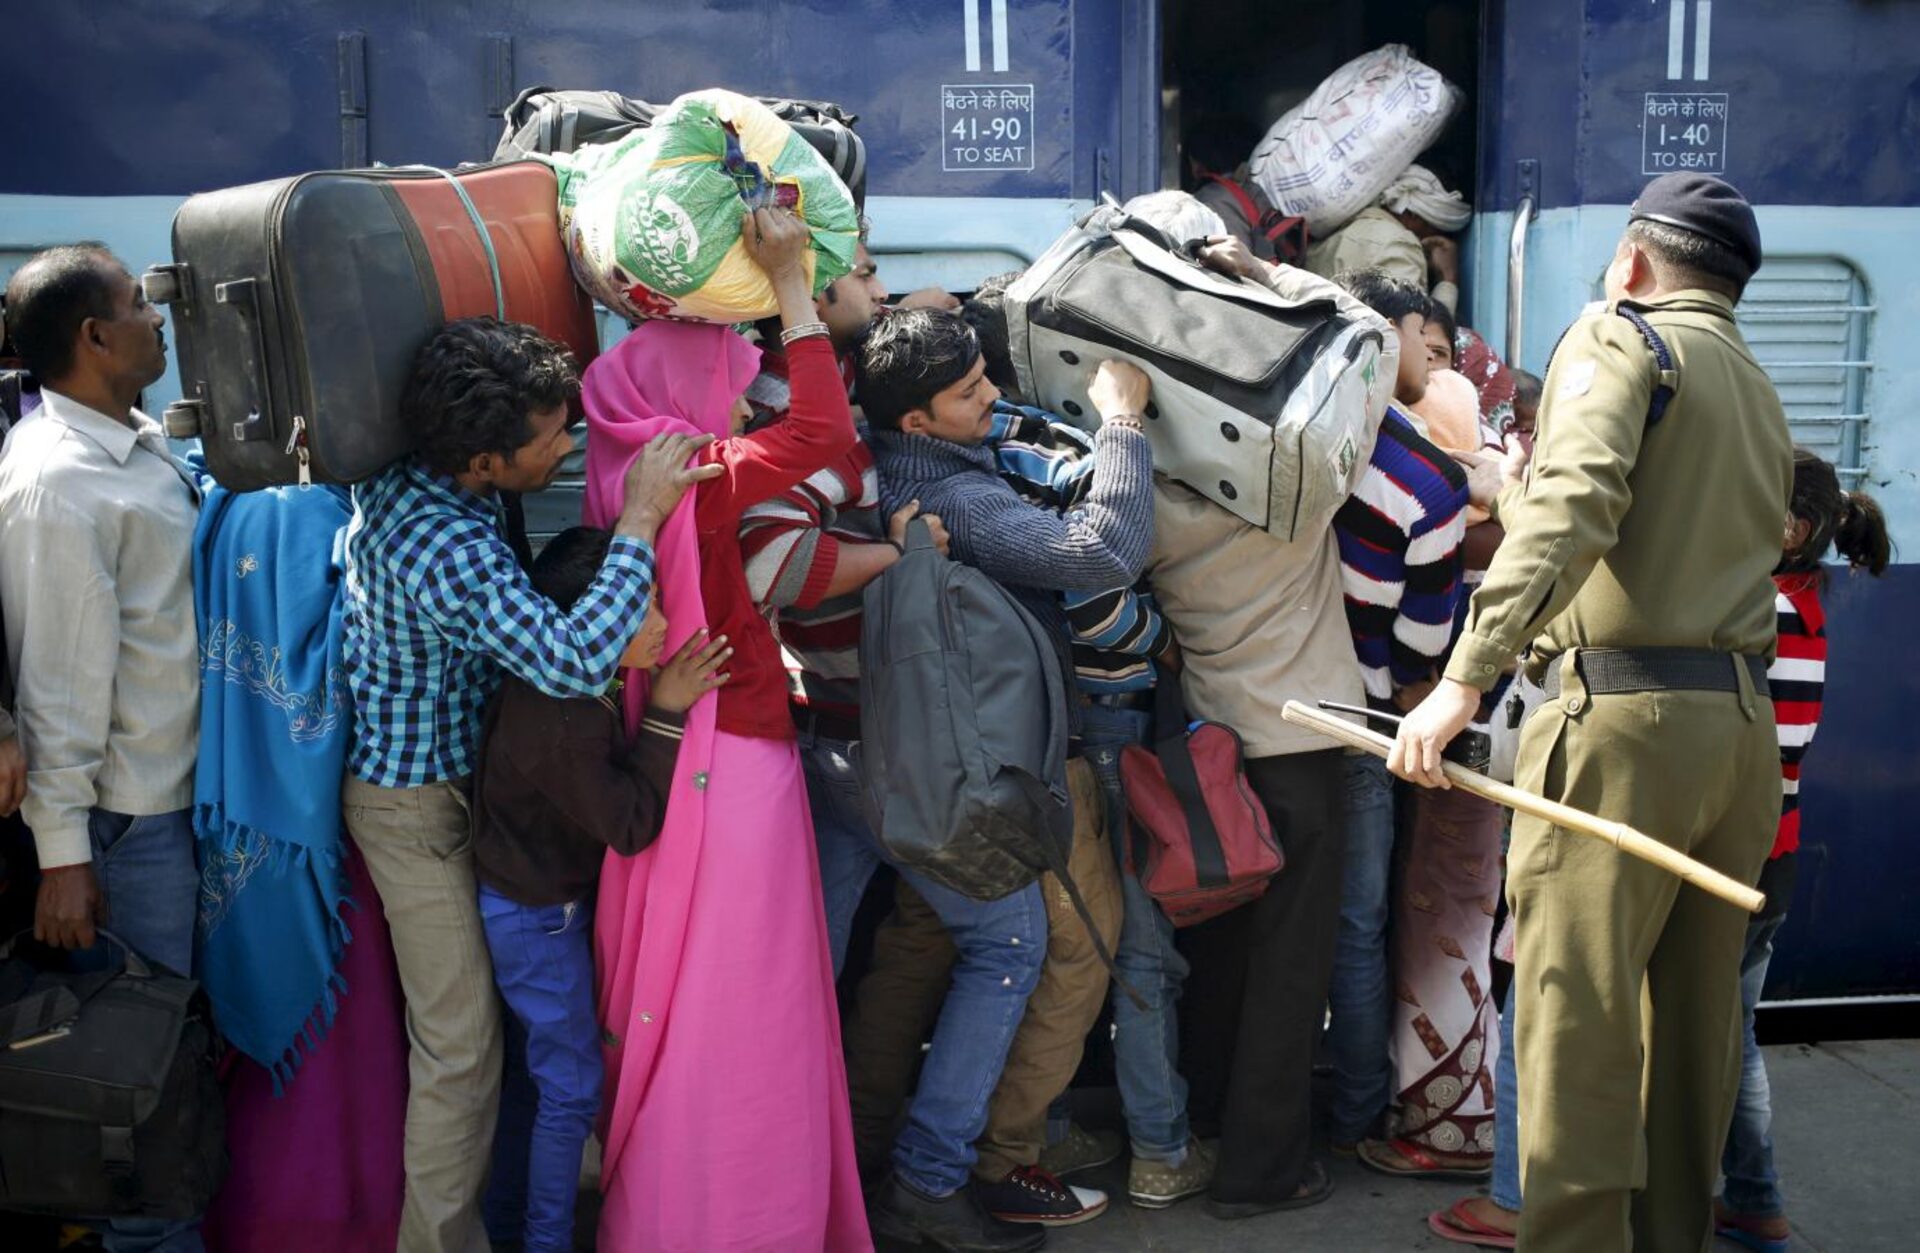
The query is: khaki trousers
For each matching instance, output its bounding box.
[343,774,502,1253]
[1508,661,1778,1253]
[843,758,1123,1180]
[975,757,1123,1178]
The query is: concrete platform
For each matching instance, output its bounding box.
[1029,1040,1919,1252]
[567,1040,1916,1250]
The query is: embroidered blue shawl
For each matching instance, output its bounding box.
[192,482,355,1087]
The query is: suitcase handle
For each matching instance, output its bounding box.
[0,927,156,980]
[214,278,274,444]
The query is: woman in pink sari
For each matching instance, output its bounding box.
[581,207,869,1251]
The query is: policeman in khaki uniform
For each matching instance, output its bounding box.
[1390,174,1794,1251]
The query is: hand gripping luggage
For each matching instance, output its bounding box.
[0,933,226,1220]
[1005,202,1396,542]
[144,161,600,491]
[494,85,868,211]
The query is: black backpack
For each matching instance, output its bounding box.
[854,520,1075,900]
[854,522,1138,1000]
[493,86,868,211]
[0,934,227,1220]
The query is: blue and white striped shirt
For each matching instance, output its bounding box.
[986,403,1171,695]
[343,459,656,788]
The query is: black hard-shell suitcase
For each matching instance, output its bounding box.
[143,161,600,491]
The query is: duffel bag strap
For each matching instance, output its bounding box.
[1018,779,1148,1013]
[0,927,154,978]
[1150,679,1231,888]
[101,1125,140,1201]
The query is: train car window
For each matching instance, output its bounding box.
[1735,257,1872,486]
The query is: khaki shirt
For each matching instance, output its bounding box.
[1303,206,1459,313]
[0,389,201,866]
[1445,289,1794,691]
[1146,477,1363,758]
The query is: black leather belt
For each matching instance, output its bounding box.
[1541,647,1767,699]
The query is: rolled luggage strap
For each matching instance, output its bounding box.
[395,165,507,319]
[1541,647,1768,700]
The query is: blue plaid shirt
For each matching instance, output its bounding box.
[343,460,655,788]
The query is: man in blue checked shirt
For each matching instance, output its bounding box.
[340,317,717,1253]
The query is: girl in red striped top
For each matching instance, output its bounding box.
[1718,448,1889,1253]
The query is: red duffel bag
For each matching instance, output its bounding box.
[1121,680,1282,927]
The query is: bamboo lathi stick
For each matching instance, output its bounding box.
[1281,700,1765,914]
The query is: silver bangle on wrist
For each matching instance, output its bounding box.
[779,321,831,346]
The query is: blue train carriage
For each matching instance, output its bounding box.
[1,0,1912,1003]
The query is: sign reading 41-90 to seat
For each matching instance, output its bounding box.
[942,84,1036,173]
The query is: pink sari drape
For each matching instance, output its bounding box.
[583,322,868,1252]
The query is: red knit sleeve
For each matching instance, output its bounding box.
[701,338,856,525]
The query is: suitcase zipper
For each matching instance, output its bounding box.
[284,414,312,489]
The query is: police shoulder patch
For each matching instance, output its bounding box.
[1556,359,1598,399]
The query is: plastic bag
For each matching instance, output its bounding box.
[1248,44,1463,236]
[551,89,860,324]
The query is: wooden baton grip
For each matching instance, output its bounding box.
[1280,701,1766,914]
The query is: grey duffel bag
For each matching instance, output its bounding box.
[1005,203,1395,541]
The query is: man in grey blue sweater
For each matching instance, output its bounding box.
[864,310,1156,640]
[860,307,1158,1241]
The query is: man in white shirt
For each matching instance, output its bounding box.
[0,245,202,1247]
[1,243,199,955]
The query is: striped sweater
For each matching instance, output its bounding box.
[738,439,879,721]
[1333,406,1470,704]
[740,404,1167,718]
[985,404,1171,694]
[1769,572,1827,859]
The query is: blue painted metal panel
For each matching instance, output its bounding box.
[1481,0,1920,211]
[0,0,1153,201]
[1768,565,1920,1000]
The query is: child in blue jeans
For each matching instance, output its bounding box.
[471,526,730,1253]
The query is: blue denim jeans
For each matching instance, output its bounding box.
[807,732,883,979]
[801,730,1047,1196]
[477,886,601,1253]
[1721,908,1788,1218]
[83,808,203,1253]
[1326,753,1396,1144]
[1080,702,1192,1161]
[1491,977,1522,1210]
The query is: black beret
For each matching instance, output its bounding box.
[1628,173,1762,275]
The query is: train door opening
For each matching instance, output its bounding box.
[1158,0,1482,302]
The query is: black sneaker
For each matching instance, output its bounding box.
[868,1175,1048,1252]
[977,1166,1109,1226]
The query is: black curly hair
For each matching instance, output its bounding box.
[853,308,983,432]
[403,317,580,477]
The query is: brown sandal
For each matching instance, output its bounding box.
[1357,1137,1492,1182]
